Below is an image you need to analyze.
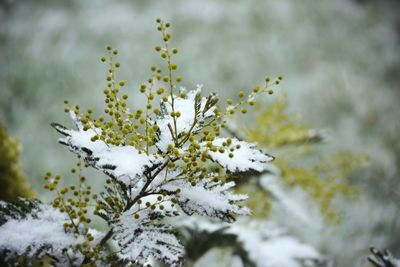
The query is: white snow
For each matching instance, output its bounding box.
[0,204,83,256]
[161,179,250,221]
[206,138,274,172]
[95,146,157,185]
[260,174,313,225]
[392,258,400,267]
[236,230,320,267]
[113,207,183,266]
[230,221,321,267]
[156,85,216,151]
[58,113,161,185]
[68,127,107,153]
[179,217,321,267]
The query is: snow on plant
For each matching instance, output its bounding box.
[173,96,365,267]
[368,247,400,267]
[0,19,279,266]
[178,217,327,267]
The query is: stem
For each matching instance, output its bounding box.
[99,228,114,247]
[161,26,179,145]
[178,117,197,146]
[123,158,172,212]
[57,192,80,234]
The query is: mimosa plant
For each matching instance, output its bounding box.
[0,19,278,267]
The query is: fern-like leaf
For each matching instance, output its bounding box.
[112,208,183,267]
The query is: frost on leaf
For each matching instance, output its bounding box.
[112,207,183,267]
[206,137,274,173]
[162,178,250,223]
[52,112,161,186]
[0,199,83,265]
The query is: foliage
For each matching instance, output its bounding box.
[0,14,368,267]
[172,97,364,267]
[0,19,278,266]
[170,95,365,267]
[368,247,400,267]
[177,217,328,267]
[1,1,398,265]
[0,122,34,201]
[0,198,91,266]
[239,97,366,223]
[180,225,256,267]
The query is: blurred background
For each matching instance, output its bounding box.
[0,0,399,266]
